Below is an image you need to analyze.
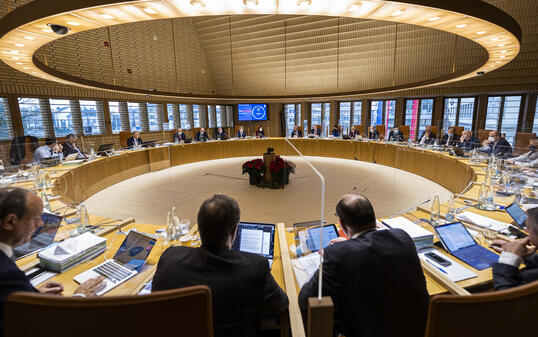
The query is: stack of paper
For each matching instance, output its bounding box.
[38,232,106,272]
[457,211,510,232]
[382,217,434,251]
[291,252,321,288]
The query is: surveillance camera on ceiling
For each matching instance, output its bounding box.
[476,71,485,76]
[47,24,70,35]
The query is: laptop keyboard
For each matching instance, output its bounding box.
[94,261,132,283]
[453,245,494,261]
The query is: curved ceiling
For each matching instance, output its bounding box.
[0,0,522,101]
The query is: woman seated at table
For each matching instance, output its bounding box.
[255,126,265,138]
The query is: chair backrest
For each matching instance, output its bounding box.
[119,131,132,148]
[478,129,494,142]
[514,132,536,155]
[399,125,410,140]
[352,125,364,135]
[375,125,385,138]
[4,285,213,337]
[428,126,438,137]
[453,126,464,137]
[424,280,538,337]
[23,137,38,164]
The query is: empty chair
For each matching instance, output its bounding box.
[4,285,213,337]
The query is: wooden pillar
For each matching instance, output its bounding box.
[7,95,23,137]
[331,100,338,129]
[395,97,405,127]
[307,297,334,337]
[432,96,444,137]
[302,102,311,132]
[102,100,112,135]
[361,99,369,128]
[520,92,537,132]
[475,94,489,136]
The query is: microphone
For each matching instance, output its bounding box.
[454,179,475,203]
[386,198,431,219]
[285,139,325,300]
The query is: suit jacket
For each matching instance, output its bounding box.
[62,142,83,158]
[311,128,322,136]
[291,130,303,138]
[298,229,429,337]
[388,130,404,142]
[481,137,512,156]
[349,130,359,138]
[236,130,247,138]
[492,254,538,291]
[152,245,289,337]
[256,130,265,138]
[459,137,480,150]
[441,133,459,146]
[418,132,436,145]
[214,131,228,140]
[332,129,340,137]
[0,250,37,334]
[173,132,186,143]
[126,137,143,148]
[195,132,209,142]
[368,130,379,140]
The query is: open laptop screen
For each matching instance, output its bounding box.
[231,222,275,260]
[13,212,62,259]
[505,203,527,229]
[435,222,476,252]
[113,231,156,272]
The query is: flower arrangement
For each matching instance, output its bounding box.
[270,155,296,181]
[242,158,264,176]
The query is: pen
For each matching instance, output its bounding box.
[425,259,448,274]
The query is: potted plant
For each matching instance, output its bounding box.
[242,158,264,185]
[270,155,296,186]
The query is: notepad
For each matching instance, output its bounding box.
[382,217,434,251]
[457,211,510,232]
[419,249,477,282]
[292,252,321,288]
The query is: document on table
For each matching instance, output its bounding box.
[292,252,321,288]
[419,249,477,282]
[457,211,510,232]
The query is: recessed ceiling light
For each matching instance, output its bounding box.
[24,36,35,40]
[348,1,361,12]
[456,24,467,28]
[41,29,50,33]
[500,50,507,53]
[143,7,157,14]
[499,55,506,58]
[428,17,440,21]
[23,67,30,69]
[67,22,80,26]
[497,44,505,47]
[296,0,312,9]
[477,31,487,34]
[15,43,24,47]
[2,51,10,54]
[12,57,20,60]
[16,62,23,65]
[392,9,405,16]
[243,0,259,9]
[100,14,114,19]
[490,37,499,41]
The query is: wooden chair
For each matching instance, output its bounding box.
[478,129,494,142]
[399,125,410,141]
[4,286,214,337]
[352,125,364,136]
[375,125,386,139]
[429,126,438,137]
[453,126,465,137]
[514,132,536,155]
[424,280,538,337]
[119,131,132,148]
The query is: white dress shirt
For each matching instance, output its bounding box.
[33,145,59,162]
[498,251,523,267]
[0,241,13,259]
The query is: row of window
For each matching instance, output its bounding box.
[0,98,234,140]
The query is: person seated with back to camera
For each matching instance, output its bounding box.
[291,125,303,138]
[255,126,265,138]
[127,131,143,149]
[298,193,429,337]
[152,194,288,337]
[479,130,512,157]
[490,207,538,290]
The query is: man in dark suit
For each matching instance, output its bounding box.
[298,193,429,337]
[214,127,228,140]
[173,128,186,143]
[418,126,436,145]
[331,125,340,137]
[236,127,247,139]
[62,133,84,159]
[458,130,480,150]
[152,194,288,337]
[349,126,359,138]
[440,127,459,146]
[126,131,143,148]
[368,126,379,140]
[195,127,209,142]
[291,125,303,138]
[0,188,103,333]
[480,130,512,156]
[491,207,538,290]
[387,126,404,142]
[311,125,322,137]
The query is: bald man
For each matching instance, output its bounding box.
[480,130,512,156]
[298,194,429,337]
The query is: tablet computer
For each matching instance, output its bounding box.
[505,202,527,229]
[305,224,339,252]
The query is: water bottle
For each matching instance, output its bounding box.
[166,211,176,242]
[77,203,89,234]
[89,148,96,160]
[430,194,441,226]
[446,195,456,222]
[484,181,495,210]
[41,190,51,212]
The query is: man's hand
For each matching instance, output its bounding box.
[74,276,106,296]
[38,281,64,295]
[491,237,536,257]
[329,237,347,245]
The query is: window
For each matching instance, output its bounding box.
[370,101,383,126]
[226,106,234,127]
[339,102,351,132]
[216,105,223,128]
[443,97,475,132]
[311,103,322,125]
[485,96,522,146]
[80,100,101,135]
[533,103,538,134]
[147,103,160,131]
[323,103,330,130]
[418,99,434,135]
[352,102,362,125]
[109,101,122,134]
[296,104,301,125]
[285,104,296,136]
[208,106,215,128]
[179,104,189,129]
[500,96,521,146]
[19,98,44,137]
[193,104,201,128]
[0,98,13,140]
[405,99,419,140]
[49,99,74,137]
[384,100,396,129]
[127,102,141,131]
[167,104,175,130]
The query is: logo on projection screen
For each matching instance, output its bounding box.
[251,105,266,120]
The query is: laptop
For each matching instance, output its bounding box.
[13,212,63,260]
[231,222,275,269]
[505,202,527,230]
[74,231,156,295]
[434,222,499,271]
[63,153,78,161]
[97,143,115,155]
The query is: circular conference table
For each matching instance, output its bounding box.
[16,138,508,300]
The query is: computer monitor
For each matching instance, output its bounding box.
[97,143,115,154]
[231,222,275,262]
[13,212,63,259]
